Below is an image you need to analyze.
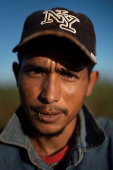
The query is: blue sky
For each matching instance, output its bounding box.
[0,0,113,87]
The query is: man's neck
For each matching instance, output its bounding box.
[30,117,77,157]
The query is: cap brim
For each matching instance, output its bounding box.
[12,30,97,64]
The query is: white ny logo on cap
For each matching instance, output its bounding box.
[41,10,80,34]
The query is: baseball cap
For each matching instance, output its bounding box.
[12,7,97,64]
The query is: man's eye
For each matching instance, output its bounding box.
[26,68,45,77]
[61,72,78,80]
[32,68,44,74]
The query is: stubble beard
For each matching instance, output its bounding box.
[30,114,77,139]
[28,105,69,139]
[32,124,66,139]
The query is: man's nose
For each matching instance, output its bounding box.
[39,74,61,104]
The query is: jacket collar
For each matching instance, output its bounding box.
[79,105,106,152]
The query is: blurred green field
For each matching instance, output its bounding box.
[0,82,113,129]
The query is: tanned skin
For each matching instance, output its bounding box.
[13,48,99,157]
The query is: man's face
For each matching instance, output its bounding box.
[15,48,94,137]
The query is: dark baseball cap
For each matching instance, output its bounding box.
[12,7,97,64]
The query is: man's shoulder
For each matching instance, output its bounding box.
[83,104,113,137]
[96,116,113,133]
[96,116,113,143]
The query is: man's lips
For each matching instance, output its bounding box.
[39,110,62,115]
[39,112,63,122]
[30,109,64,123]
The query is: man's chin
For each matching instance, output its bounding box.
[33,126,65,139]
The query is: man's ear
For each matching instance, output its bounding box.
[86,71,99,96]
[12,62,20,87]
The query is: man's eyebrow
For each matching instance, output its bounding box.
[23,63,79,75]
[23,64,48,72]
[56,67,78,75]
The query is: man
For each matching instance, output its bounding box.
[0,7,113,170]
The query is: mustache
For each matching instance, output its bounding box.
[29,105,68,117]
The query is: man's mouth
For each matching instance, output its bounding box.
[38,112,63,122]
[29,107,65,123]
